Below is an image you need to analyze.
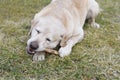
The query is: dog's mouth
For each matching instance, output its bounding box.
[26,47,36,55]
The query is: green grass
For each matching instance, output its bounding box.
[0,0,120,80]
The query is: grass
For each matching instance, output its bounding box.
[0,0,120,80]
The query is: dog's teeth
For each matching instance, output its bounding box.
[32,51,35,53]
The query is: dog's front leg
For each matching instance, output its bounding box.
[59,28,84,57]
[33,52,45,61]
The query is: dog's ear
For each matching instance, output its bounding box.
[28,20,33,36]
[31,19,39,27]
[28,27,32,36]
[28,20,39,36]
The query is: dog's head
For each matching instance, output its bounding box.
[26,17,64,55]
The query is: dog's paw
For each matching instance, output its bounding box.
[91,22,100,28]
[33,52,45,61]
[59,46,72,57]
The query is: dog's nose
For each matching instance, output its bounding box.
[30,41,38,50]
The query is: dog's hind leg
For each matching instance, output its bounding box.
[86,16,100,28]
[86,0,100,28]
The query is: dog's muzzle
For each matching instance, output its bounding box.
[26,41,38,55]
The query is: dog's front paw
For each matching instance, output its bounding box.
[59,46,72,57]
[33,52,45,61]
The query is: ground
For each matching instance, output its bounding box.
[0,0,120,80]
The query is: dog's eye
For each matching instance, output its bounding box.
[46,38,51,42]
[36,29,41,34]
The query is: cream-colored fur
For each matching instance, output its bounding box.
[27,0,100,61]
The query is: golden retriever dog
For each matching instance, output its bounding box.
[26,0,100,61]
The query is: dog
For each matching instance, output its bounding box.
[26,0,100,61]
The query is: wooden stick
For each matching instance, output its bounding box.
[45,49,58,55]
